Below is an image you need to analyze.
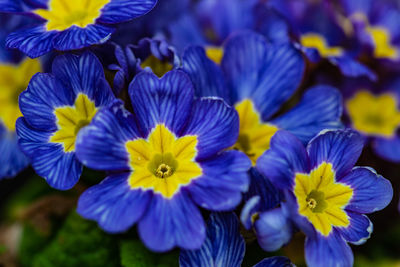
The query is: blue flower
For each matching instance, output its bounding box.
[74,70,251,252]
[180,212,294,267]
[267,0,376,80]
[109,38,180,95]
[341,0,400,62]
[256,129,393,267]
[182,31,343,164]
[16,52,115,189]
[344,81,400,162]
[0,13,40,179]
[0,57,40,179]
[182,30,344,254]
[0,0,157,58]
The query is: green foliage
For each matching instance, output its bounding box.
[19,224,53,267]
[120,240,178,267]
[31,212,119,267]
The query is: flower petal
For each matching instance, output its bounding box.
[182,97,238,160]
[253,256,294,267]
[305,230,353,267]
[77,173,151,233]
[16,117,82,190]
[372,136,400,163]
[341,167,393,213]
[51,52,114,106]
[182,46,229,102]
[52,24,114,51]
[138,191,205,252]
[254,207,294,252]
[272,85,343,144]
[0,130,29,179]
[179,213,245,267]
[222,31,304,120]
[19,72,74,131]
[188,150,250,211]
[256,130,309,190]
[307,129,365,179]
[76,101,140,171]
[98,0,157,24]
[6,24,57,58]
[337,211,373,245]
[129,70,194,136]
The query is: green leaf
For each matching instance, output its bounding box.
[120,240,178,267]
[32,212,119,267]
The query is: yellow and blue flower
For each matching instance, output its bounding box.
[15,52,115,189]
[182,31,343,164]
[257,129,393,267]
[0,0,157,58]
[0,13,40,179]
[110,38,180,95]
[341,0,400,62]
[345,84,400,162]
[267,0,376,80]
[182,31,344,253]
[0,57,41,179]
[180,212,294,267]
[74,70,251,251]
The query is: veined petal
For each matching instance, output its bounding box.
[340,167,393,213]
[305,230,353,267]
[337,211,372,245]
[138,191,205,252]
[182,46,229,102]
[188,150,250,211]
[272,85,343,144]
[98,0,157,24]
[52,24,114,51]
[222,31,304,120]
[52,52,114,106]
[19,73,74,131]
[77,173,151,233]
[179,213,245,267]
[256,130,309,190]
[75,101,141,171]
[307,129,365,179]
[129,70,194,136]
[182,97,239,160]
[0,131,29,179]
[6,24,57,58]
[16,117,82,190]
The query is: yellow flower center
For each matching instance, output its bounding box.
[0,58,41,131]
[232,99,278,165]
[205,46,224,64]
[366,26,398,59]
[346,91,400,137]
[50,93,97,152]
[294,162,353,236]
[125,124,202,198]
[140,55,173,77]
[33,0,111,31]
[300,33,344,57]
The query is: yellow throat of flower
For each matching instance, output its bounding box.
[300,33,344,57]
[346,91,400,138]
[34,0,111,31]
[205,46,224,65]
[294,162,353,236]
[125,124,202,199]
[232,99,279,165]
[50,93,98,152]
[0,58,41,131]
[366,26,398,60]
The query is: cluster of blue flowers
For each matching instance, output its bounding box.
[0,0,398,266]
